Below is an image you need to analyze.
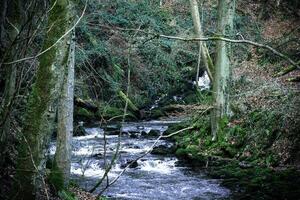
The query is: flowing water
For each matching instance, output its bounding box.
[49,119,230,200]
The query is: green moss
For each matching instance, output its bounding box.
[14,2,73,198]
[49,161,65,190]
[150,109,165,119]
[208,163,300,200]
[175,148,186,157]
[75,108,95,119]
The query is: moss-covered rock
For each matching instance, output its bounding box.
[149,108,166,119]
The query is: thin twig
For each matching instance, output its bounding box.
[88,24,299,70]
[3,0,88,65]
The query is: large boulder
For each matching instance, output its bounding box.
[151,143,176,155]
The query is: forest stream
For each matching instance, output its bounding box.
[49,119,230,200]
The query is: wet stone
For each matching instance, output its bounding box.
[92,153,103,158]
[105,130,120,135]
[151,144,176,155]
[148,129,161,137]
[121,160,139,168]
[129,133,139,138]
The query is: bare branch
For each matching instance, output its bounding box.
[158,35,299,70]
[88,24,299,71]
[3,0,87,65]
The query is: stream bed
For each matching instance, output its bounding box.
[49,119,230,200]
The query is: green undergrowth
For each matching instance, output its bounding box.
[74,102,137,122]
[210,162,300,200]
[169,108,300,199]
[171,108,292,166]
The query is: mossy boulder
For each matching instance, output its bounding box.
[151,144,176,155]
[149,109,166,119]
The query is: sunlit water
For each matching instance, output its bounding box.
[49,120,230,200]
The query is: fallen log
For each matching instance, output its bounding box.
[74,96,98,112]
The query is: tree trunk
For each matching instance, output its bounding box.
[189,0,214,81]
[211,0,235,141]
[53,29,75,188]
[14,0,74,199]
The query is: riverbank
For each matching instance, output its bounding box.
[167,111,300,200]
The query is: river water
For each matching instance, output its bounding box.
[49,119,230,200]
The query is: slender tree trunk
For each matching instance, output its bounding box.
[211,0,235,141]
[14,0,73,199]
[53,29,75,188]
[189,0,214,81]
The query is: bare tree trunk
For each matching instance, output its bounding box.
[211,0,235,141]
[189,0,214,81]
[14,0,74,199]
[53,29,75,188]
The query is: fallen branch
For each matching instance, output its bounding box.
[74,96,98,112]
[118,90,139,112]
[89,24,300,71]
[273,61,300,77]
[158,35,300,70]
[287,75,300,82]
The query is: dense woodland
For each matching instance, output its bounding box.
[0,0,300,199]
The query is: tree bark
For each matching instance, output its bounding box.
[189,0,214,81]
[14,0,74,199]
[53,29,75,188]
[211,0,235,141]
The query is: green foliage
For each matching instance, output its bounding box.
[97,103,123,118]
[150,108,165,119]
[209,163,300,200]
[172,107,287,167]
[95,102,137,121]
[75,108,95,119]
[76,0,198,106]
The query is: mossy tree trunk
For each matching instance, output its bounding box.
[52,29,75,189]
[14,0,74,199]
[211,0,235,141]
[189,0,214,81]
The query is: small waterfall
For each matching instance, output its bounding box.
[48,119,231,199]
[138,158,177,174]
